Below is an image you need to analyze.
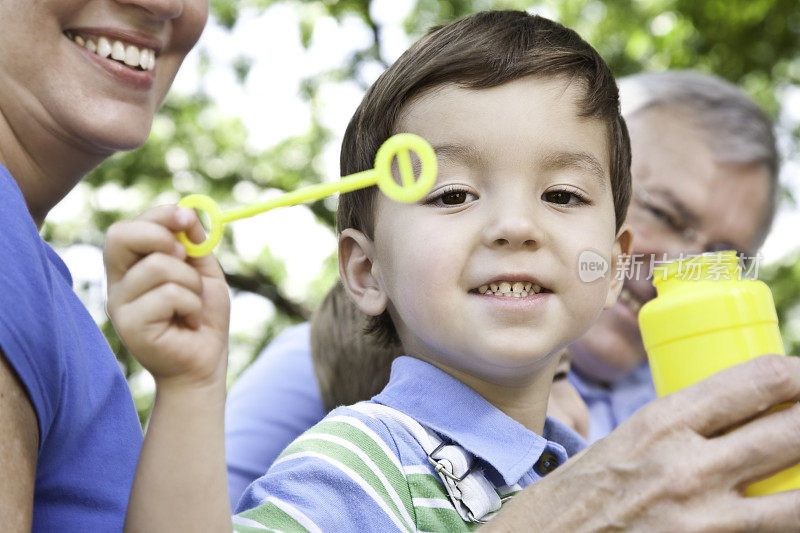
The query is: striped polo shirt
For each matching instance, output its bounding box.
[233,356,586,532]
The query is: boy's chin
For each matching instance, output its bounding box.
[460,349,558,385]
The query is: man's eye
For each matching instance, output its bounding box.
[542,190,588,206]
[646,205,679,228]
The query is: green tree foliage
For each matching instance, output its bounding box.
[42,0,800,421]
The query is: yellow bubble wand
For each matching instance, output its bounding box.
[176,133,437,257]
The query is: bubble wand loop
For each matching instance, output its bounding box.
[175,133,437,257]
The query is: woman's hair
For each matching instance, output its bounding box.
[310,283,401,411]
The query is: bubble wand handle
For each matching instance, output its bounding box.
[175,133,437,257]
[220,169,380,224]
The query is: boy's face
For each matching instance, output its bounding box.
[348,76,630,384]
[0,0,207,155]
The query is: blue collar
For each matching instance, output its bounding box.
[569,360,653,399]
[372,356,586,485]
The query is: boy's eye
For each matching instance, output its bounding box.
[427,188,477,207]
[542,189,589,206]
[442,191,469,204]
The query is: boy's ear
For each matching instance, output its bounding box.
[603,223,634,309]
[338,228,388,316]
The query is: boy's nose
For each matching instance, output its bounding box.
[481,201,541,249]
[115,0,184,20]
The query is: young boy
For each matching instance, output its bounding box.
[310,282,588,432]
[106,10,632,531]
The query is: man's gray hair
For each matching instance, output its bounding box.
[619,70,779,245]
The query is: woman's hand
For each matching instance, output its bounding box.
[104,205,231,389]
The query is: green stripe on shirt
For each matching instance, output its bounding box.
[277,438,413,531]
[235,500,310,532]
[306,418,414,515]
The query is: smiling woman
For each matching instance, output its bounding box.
[64,30,158,72]
[0,1,207,531]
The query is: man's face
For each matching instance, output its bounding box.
[363,77,629,386]
[0,0,208,155]
[570,105,772,382]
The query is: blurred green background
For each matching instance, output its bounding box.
[42,0,800,424]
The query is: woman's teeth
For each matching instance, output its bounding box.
[66,32,155,71]
[477,281,543,297]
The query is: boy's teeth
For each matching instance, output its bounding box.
[69,32,155,71]
[477,281,544,296]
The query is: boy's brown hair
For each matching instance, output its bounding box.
[337,10,631,346]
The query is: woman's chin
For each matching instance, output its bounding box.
[77,123,152,155]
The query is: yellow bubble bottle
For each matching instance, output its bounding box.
[638,251,799,496]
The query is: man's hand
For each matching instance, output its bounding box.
[488,354,800,532]
[104,205,230,388]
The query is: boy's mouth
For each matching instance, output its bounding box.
[64,30,157,71]
[470,279,552,297]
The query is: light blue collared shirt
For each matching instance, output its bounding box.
[371,357,586,485]
[234,356,586,531]
[569,362,656,443]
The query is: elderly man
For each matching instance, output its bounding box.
[569,70,779,442]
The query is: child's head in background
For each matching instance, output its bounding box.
[337,10,633,388]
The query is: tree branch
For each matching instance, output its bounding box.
[225,272,311,322]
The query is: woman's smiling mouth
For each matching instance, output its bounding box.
[65,30,157,72]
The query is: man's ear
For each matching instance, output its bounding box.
[338,228,388,316]
[604,223,634,309]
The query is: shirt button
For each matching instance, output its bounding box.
[534,452,559,476]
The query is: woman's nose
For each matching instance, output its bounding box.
[115,0,184,20]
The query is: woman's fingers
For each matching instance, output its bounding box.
[105,204,225,284]
[104,205,195,285]
[114,282,204,336]
[109,252,203,310]
[139,204,226,280]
